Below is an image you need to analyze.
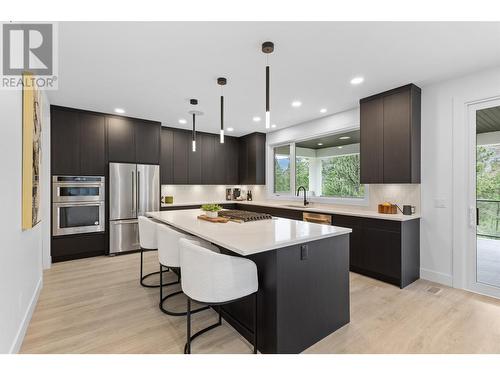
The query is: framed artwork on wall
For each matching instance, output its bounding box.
[22,73,42,230]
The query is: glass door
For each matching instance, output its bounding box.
[475,105,500,289]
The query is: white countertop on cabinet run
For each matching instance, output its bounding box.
[147,209,352,256]
[160,200,421,222]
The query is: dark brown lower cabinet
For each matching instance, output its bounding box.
[332,214,419,288]
[238,204,420,289]
[52,233,106,263]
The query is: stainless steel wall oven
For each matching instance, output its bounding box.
[52,176,105,236]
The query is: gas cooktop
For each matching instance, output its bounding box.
[218,209,273,222]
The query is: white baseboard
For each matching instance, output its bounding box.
[9,276,43,354]
[420,268,453,287]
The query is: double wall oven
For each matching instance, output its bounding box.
[52,176,106,236]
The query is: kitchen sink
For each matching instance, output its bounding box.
[283,204,312,209]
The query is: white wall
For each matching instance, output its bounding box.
[0,89,46,353]
[420,66,500,288]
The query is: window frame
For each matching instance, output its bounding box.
[268,130,369,206]
[273,143,293,194]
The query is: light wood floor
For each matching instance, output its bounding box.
[20,251,500,354]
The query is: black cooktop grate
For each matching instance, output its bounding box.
[218,210,273,222]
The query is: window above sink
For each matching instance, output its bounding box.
[271,129,369,206]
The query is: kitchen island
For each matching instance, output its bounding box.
[148,209,352,354]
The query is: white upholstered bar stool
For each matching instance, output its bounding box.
[138,216,168,288]
[179,238,259,354]
[157,223,219,316]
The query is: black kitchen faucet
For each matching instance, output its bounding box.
[296,186,309,206]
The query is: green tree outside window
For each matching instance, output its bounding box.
[321,154,364,198]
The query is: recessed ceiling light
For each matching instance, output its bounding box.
[271,124,277,128]
[291,101,302,108]
[339,136,350,140]
[320,108,327,114]
[253,116,261,122]
[227,127,234,132]
[350,76,364,85]
[114,108,125,114]
[178,118,187,124]
[338,146,343,149]
[317,143,323,146]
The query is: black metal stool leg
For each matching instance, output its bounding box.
[139,248,171,288]
[159,268,210,316]
[160,264,163,302]
[140,248,144,282]
[161,291,210,315]
[254,292,258,354]
[183,303,223,354]
[186,297,191,354]
[182,293,258,354]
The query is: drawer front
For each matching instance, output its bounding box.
[109,219,140,254]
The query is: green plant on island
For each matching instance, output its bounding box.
[201,204,223,212]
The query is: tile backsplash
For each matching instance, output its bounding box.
[364,184,420,213]
[161,185,266,204]
[160,184,420,213]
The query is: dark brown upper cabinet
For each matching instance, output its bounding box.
[135,120,160,164]
[225,136,240,185]
[160,127,174,184]
[79,112,106,175]
[239,132,266,185]
[172,129,190,184]
[188,134,202,184]
[51,108,80,175]
[213,137,226,185]
[107,116,136,163]
[51,107,106,176]
[108,116,160,164]
[360,84,421,184]
[159,128,264,186]
[359,97,383,184]
[201,133,216,184]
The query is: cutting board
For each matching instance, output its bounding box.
[197,215,230,223]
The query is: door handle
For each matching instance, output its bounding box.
[137,171,141,215]
[477,207,479,226]
[469,206,476,227]
[131,171,136,212]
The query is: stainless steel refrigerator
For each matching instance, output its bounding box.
[109,162,160,254]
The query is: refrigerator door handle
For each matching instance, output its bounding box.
[131,171,136,212]
[137,170,141,216]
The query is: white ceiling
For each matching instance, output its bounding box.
[48,22,500,136]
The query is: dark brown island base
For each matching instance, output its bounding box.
[149,210,351,354]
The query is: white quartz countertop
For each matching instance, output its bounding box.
[160,200,420,222]
[147,209,352,256]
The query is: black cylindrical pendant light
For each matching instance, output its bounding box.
[217,77,227,143]
[262,41,274,129]
[189,99,200,152]
[192,112,196,152]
